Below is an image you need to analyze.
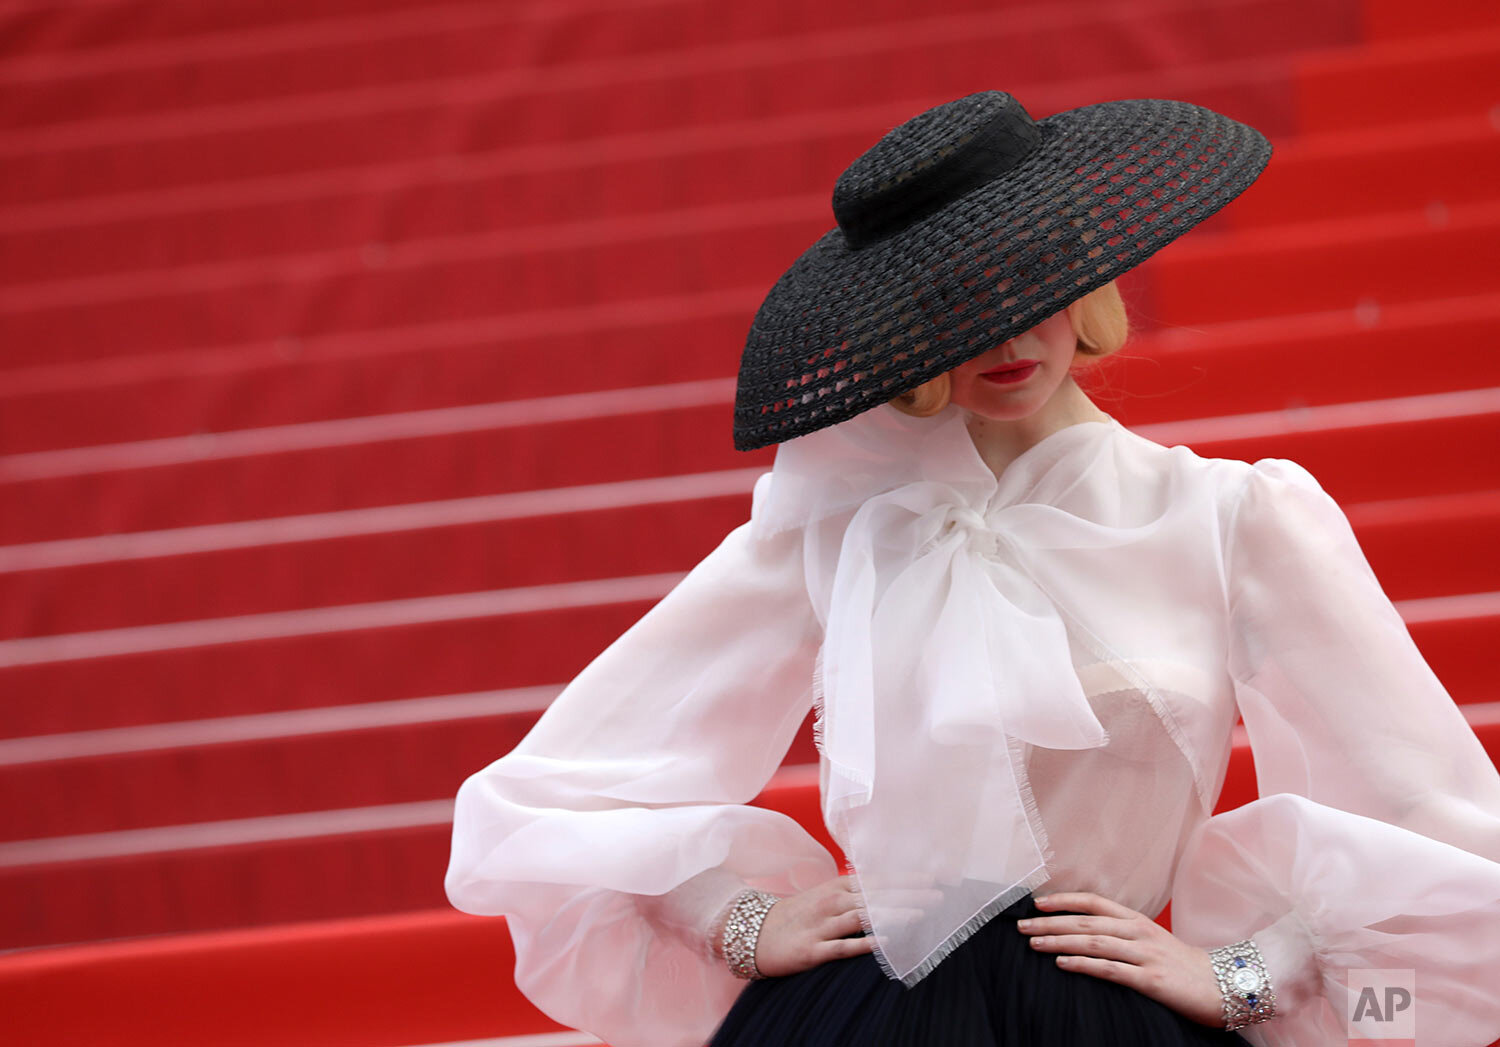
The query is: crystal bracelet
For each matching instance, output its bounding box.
[719,888,780,980]
[1208,938,1278,1030]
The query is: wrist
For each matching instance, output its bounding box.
[1208,937,1278,1030]
[712,888,781,980]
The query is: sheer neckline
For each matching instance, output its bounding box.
[959,413,1122,490]
[750,402,1125,539]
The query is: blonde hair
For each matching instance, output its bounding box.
[889,280,1129,418]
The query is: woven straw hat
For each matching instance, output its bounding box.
[731,90,1272,451]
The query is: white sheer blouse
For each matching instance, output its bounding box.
[444,400,1500,1047]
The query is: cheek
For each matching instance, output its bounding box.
[1043,312,1078,357]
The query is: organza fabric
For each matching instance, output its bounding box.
[444,400,1500,1047]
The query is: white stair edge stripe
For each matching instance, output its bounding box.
[0,684,564,766]
[1130,385,1500,445]
[0,466,767,572]
[0,764,821,868]
[0,799,458,867]
[0,572,686,668]
[1395,590,1500,624]
[0,377,737,481]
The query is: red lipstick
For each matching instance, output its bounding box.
[978,359,1040,384]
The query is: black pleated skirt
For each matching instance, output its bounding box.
[707,890,1250,1046]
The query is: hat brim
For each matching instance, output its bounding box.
[733,98,1272,451]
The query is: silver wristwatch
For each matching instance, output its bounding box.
[1208,938,1278,1030]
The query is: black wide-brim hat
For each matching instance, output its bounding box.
[732,91,1272,451]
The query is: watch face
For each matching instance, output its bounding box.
[1231,967,1263,994]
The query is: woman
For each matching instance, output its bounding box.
[445,91,1500,1047]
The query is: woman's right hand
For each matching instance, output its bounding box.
[753,874,875,977]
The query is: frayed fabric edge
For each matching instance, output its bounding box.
[840,854,1056,989]
[810,639,872,797]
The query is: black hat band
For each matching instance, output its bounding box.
[833,103,1041,250]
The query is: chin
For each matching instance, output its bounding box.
[965,385,1050,412]
[963,401,1045,423]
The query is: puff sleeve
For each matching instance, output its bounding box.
[1168,458,1500,1046]
[443,477,839,1047]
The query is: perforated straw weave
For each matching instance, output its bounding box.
[732,91,1272,451]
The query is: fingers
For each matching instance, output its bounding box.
[1050,951,1147,990]
[1027,932,1150,968]
[818,889,862,920]
[1018,913,1144,940]
[823,907,864,939]
[817,934,876,962]
[1034,891,1137,920]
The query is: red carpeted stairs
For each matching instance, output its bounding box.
[1,0,1498,1043]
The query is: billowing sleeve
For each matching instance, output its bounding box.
[1168,457,1500,1046]
[443,475,840,1047]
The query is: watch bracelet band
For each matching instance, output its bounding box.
[719,888,781,980]
[1208,937,1278,1030]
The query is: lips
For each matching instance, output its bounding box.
[978,359,1040,385]
[979,359,1040,376]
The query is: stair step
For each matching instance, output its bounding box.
[0,763,836,950]
[1295,29,1500,133]
[0,299,759,453]
[1150,200,1500,326]
[0,480,758,639]
[0,905,557,1047]
[0,0,1357,132]
[1362,0,1500,42]
[0,696,821,841]
[0,383,766,545]
[0,0,450,64]
[1223,115,1500,231]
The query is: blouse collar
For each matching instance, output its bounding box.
[750,399,1125,539]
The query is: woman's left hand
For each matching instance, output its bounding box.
[1016,891,1226,1029]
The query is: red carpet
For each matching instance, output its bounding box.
[1,0,1497,1042]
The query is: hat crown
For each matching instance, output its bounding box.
[832,91,1041,250]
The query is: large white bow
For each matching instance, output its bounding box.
[820,478,1112,809]
[751,401,1131,983]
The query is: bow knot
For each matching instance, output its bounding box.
[818,481,1112,809]
[940,504,1002,558]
